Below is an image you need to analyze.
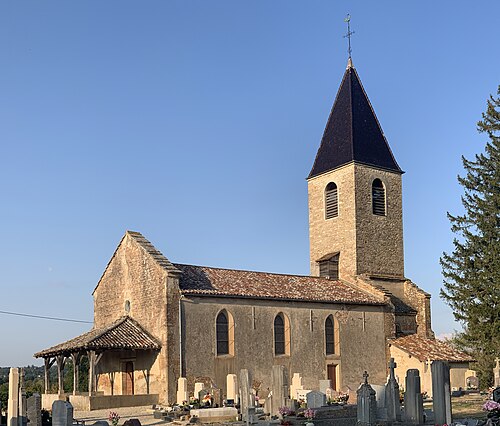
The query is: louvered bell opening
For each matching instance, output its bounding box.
[325,183,338,219]
[319,255,339,280]
[372,180,386,216]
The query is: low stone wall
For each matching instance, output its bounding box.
[89,394,159,411]
[42,394,159,411]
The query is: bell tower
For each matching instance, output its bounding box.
[308,60,405,280]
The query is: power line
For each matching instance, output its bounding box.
[0,310,92,324]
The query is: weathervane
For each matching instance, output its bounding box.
[344,14,355,59]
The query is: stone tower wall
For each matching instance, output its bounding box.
[308,163,404,279]
[353,164,404,278]
[308,163,357,278]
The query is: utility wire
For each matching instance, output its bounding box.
[0,310,92,324]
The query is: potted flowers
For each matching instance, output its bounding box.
[483,400,500,421]
[278,406,293,420]
[108,412,120,426]
[303,408,315,426]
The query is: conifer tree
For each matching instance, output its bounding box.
[440,86,500,388]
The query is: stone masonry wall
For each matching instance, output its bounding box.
[92,233,174,403]
[308,163,404,279]
[308,164,358,278]
[403,280,434,338]
[353,164,404,278]
[182,296,388,398]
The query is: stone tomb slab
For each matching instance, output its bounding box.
[306,391,326,409]
[189,408,238,423]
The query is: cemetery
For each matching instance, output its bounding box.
[3,359,500,426]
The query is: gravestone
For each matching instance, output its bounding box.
[8,368,19,426]
[431,361,452,426]
[51,401,73,426]
[226,374,238,403]
[306,391,326,409]
[239,369,254,421]
[270,365,289,416]
[194,383,205,400]
[18,369,27,426]
[357,371,377,426]
[290,373,303,400]
[493,387,500,403]
[176,377,188,405]
[122,420,141,426]
[385,358,401,422]
[494,358,500,388]
[245,407,257,425]
[404,369,423,424]
[319,380,332,395]
[371,384,387,421]
[27,394,42,426]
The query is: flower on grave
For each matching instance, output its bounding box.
[202,393,212,405]
[278,406,293,417]
[303,408,315,421]
[108,411,120,426]
[484,401,500,412]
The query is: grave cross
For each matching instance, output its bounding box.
[363,371,369,385]
[495,357,500,369]
[388,358,397,380]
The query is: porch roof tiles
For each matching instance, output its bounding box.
[34,316,161,358]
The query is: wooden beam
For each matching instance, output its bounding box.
[71,353,81,395]
[56,354,65,395]
[88,351,95,396]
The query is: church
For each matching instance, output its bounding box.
[35,58,473,409]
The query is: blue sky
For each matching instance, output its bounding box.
[0,1,499,366]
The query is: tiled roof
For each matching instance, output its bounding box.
[34,316,161,358]
[308,62,402,179]
[390,334,475,362]
[173,263,385,305]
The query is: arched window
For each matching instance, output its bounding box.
[325,316,335,355]
[274,313,290,356]
[325,182,339,219]
[216,310,235,356]
[216,311,229,355]
[372,179,386,216]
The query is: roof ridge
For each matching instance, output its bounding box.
[172,262,340,281]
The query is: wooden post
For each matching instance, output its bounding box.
[88,351,95,396]
[71,353,81,395]
[56,354,65,395]
[44,358,55,394]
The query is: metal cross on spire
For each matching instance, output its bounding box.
[344,14,355,59]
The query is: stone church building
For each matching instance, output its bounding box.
[35,59,473,408]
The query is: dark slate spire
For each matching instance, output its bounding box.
[308,61,403,179]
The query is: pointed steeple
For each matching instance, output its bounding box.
[308,64,402,179]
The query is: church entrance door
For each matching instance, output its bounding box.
[122,361,134,395]
[327,364,337,390]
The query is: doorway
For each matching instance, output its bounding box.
[327,364,337,390]
[122,361,134,395]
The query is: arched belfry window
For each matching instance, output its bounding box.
[274,313,290,356]
[325,316,335,355]
[216,310,234,356]
[325,182,339,219]
[372,179,386,216]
